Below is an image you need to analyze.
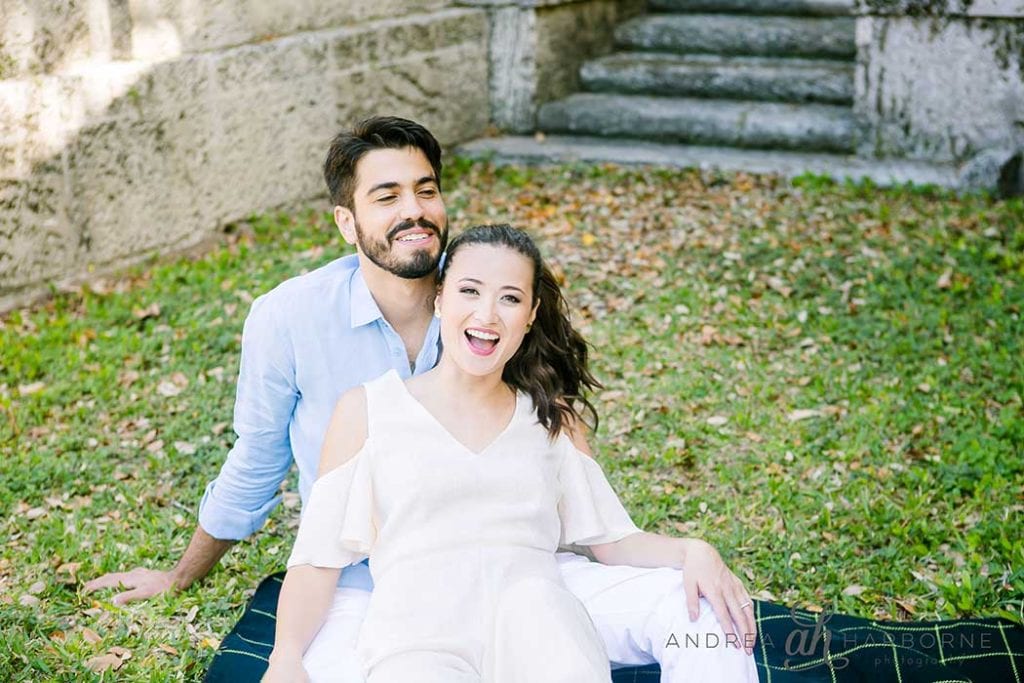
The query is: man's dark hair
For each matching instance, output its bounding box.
[324,116,443,210]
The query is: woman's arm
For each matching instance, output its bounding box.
[265,388,370,679]
[566,421,756,652]
[264,565,342,681]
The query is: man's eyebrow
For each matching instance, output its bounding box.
[366,181,399,196]
[365,176,437,196]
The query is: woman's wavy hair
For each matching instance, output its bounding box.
[439,224,601,440]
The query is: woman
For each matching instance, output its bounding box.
[264,225,758,682]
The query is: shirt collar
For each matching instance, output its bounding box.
[349,267,384,328]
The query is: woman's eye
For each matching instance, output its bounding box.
[459,287,478,296]
[501,295,521,304]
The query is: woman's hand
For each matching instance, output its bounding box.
[679,538,756,654]
[263,650,310,683]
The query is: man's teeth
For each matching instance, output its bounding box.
[397,233,430,242]
[466,329,499,341]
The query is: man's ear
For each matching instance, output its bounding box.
[334,205,357,245]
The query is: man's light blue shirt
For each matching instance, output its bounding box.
[197,254,441,590]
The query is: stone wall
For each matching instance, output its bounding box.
[855,1,1024,162]
[467,0,644,132]
[0,1,490,308]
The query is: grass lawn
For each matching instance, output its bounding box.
[1,161,1022,680]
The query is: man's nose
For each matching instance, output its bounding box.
[398,192,425,221]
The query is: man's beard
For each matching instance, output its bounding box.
[355,217,448,279]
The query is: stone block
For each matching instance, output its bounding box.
[489,7,537,132]
[855,16,1024,161]
[327,8,485,70]
[1,4,491,304]
[202,73,332,225]
[534,0,644,104]
[0,160,76,294]
[126,0,453,57]
[958,148,1024,197]
[616,13,857,59]
[0,0,117,76]
[331,44,490,146]
[653,0,853,15]
[854,1,1024,18]
[99,54,215,122]
[486,0,641,132]
[582,53,855,105]
[65,110,215,268]
[2,76,86,176]
[538,93,858,152]
[214,33,330,88]
[0,81,30,173]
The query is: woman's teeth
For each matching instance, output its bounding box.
[465,329,499,352]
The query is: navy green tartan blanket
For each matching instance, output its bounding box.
[205,572,1024,682]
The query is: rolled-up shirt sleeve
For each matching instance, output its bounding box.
[198,295,297,541]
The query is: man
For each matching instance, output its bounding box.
[86,117,758,681]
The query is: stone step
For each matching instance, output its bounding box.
[616,14,856,59]
[581,52,854,105]
[649,0,854,16]
[537,93,857,153]
[456,135,959,188]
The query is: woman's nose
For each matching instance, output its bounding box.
[474,298,498,324]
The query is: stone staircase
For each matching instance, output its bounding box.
[460,0,959,187]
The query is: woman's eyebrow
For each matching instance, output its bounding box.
[457,278,525,294]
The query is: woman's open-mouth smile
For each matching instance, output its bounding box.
[464,327,500,356]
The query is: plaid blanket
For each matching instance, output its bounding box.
[205,573,1023,682]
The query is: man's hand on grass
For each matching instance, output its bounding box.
[83,567,177,605]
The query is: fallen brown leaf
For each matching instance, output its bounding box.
[81,627,103,644]
[85,653,123,673]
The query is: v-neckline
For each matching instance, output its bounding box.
[390,371,521,456]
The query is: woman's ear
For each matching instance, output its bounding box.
[528,300,539,328]
[433,292,442,319]
[334,206,357,245]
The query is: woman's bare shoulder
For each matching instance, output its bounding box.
[318,386,368,477]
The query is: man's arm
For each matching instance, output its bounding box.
[85,295,298,603]
[84,527,233,604]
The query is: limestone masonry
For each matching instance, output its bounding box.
[2,0,1023,308]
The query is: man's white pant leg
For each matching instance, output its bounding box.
[303,586,371,683]
[556,553,758,683]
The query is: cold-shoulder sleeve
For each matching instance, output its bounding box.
[287,441,376,569]
[557,437,641,547]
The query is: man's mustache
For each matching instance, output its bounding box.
[387,219,442,241]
